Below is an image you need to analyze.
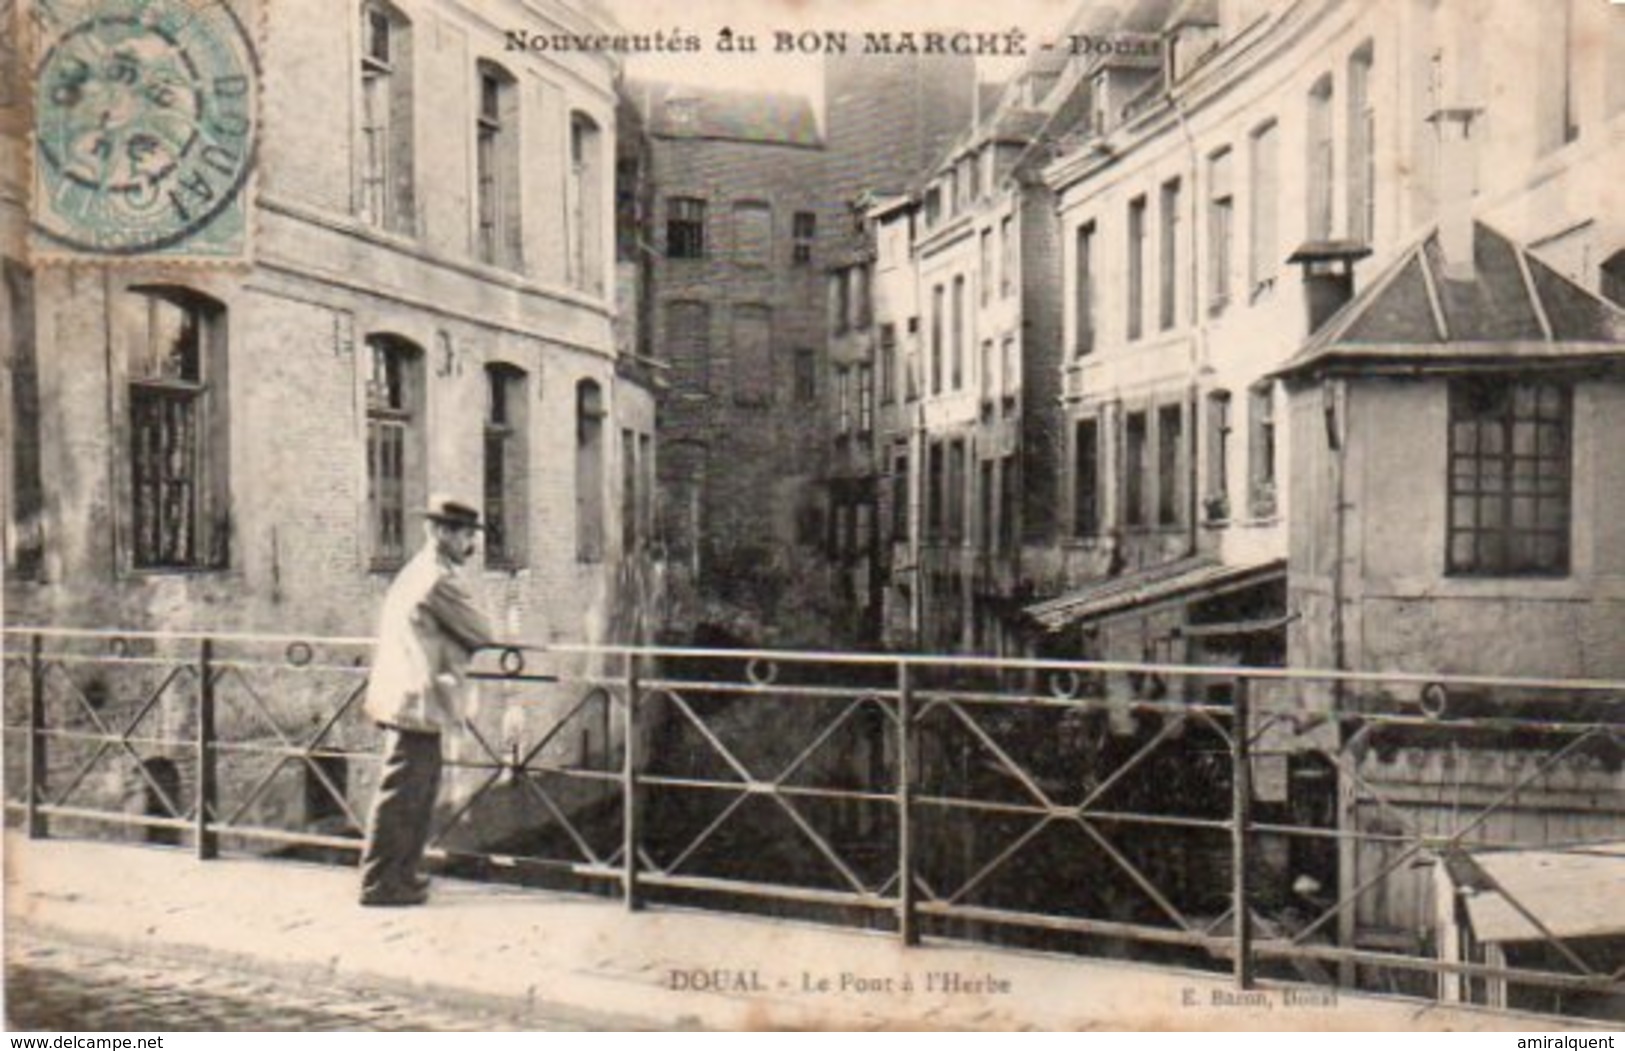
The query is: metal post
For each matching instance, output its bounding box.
[1232,675,1254,989]
[196,638,218,859]
[1336,758,1358,988]
[897,660,918,946]
[27,633,48,839]
[623,652,642,911]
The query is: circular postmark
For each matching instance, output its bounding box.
[33,0,259,255]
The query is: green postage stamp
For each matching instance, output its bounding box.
[29,0,259,262]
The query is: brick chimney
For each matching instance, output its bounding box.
[1432,7,1482,281]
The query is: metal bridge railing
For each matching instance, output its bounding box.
[3,626,1622,1021]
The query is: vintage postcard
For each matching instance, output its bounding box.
[2,0,1623,1034]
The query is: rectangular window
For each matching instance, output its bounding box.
[1073,418,1099,537]
[733,201,772,267]
[836,365,852,433]
[1124,411,1148,527]
[853,264,871,328]
[980,228,993,307]
[793,211,816,265]
[1248,383,1277,517]
[476,65,519,268]
[666,196,707,258]
[879,323,897,403]
[731,305,772,405]
[1000,453,1019,553]
[1001,336,1017,402]
[1075,222,1095,355]
[931,285,944,394]
[980,339,995,404]
[951,276,966,390]
[484,365,528,568]
[1249,120,1279,290]
[576,381,606,562]
[892,450,910,541]
[1447,380,1571,576]
[1157,403,1183,527]
[622,428,637,555]
[857,363,874,434]
[1127,196,1147,341]
[1208,149,1233,313]
[928,442,945,541]
[979,459,996,553]
[128,290,229,570]
[794,348,817,403]
[1307,77,1334,242]
[1347,45,1375,245]
[947,439,966,544]
[359,2,413,234]
[1205,390,1231,519]
[1159,178,1181,331]
[569,113,603,294]
[639,432,654,547]
[906,316,921,401]
[366,335,421,569]
[999,216,1014,298]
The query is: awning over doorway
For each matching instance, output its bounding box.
[1022,557,1286,635]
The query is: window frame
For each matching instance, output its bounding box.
[1446,378,1572,578]
[125,286,230,572]
[483,363,528,570]
[364,334,423,571]
[666,196,707,259]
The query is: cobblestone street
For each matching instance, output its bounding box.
[5,933,584,1032]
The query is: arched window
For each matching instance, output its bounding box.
[569,112,603,294]
[359,0,414,233]
[576,379,605,562]
[123,286,230,570]
[364,334,425,568]
[475,61,520,268]
[483,363,528,569]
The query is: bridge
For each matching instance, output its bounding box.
[4,627,1622,1026]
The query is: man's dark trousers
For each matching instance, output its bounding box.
[360,726,442,900]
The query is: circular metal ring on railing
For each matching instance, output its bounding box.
[746,658,779,687]
[499,647,526,677]
[109,636,130,659]
[1048,669,1082,700]
[1419,682,1449,721]
[285,641,314,668]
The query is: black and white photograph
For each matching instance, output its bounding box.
[2,0,1623,1033]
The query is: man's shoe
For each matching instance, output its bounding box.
[359,886,429,907]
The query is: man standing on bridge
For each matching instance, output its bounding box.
[359,495,498,906]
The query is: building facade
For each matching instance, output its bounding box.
[1029,0,1625,988]
[2,0,658,842]
[625,80,829,646]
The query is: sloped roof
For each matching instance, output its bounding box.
[1275,222,1625,380]
[1456,842,1625,943]
[1023,557,1285,634]
[626,79,822,148]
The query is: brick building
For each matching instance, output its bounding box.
[623,79,830,645]
[2,0,658,844]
